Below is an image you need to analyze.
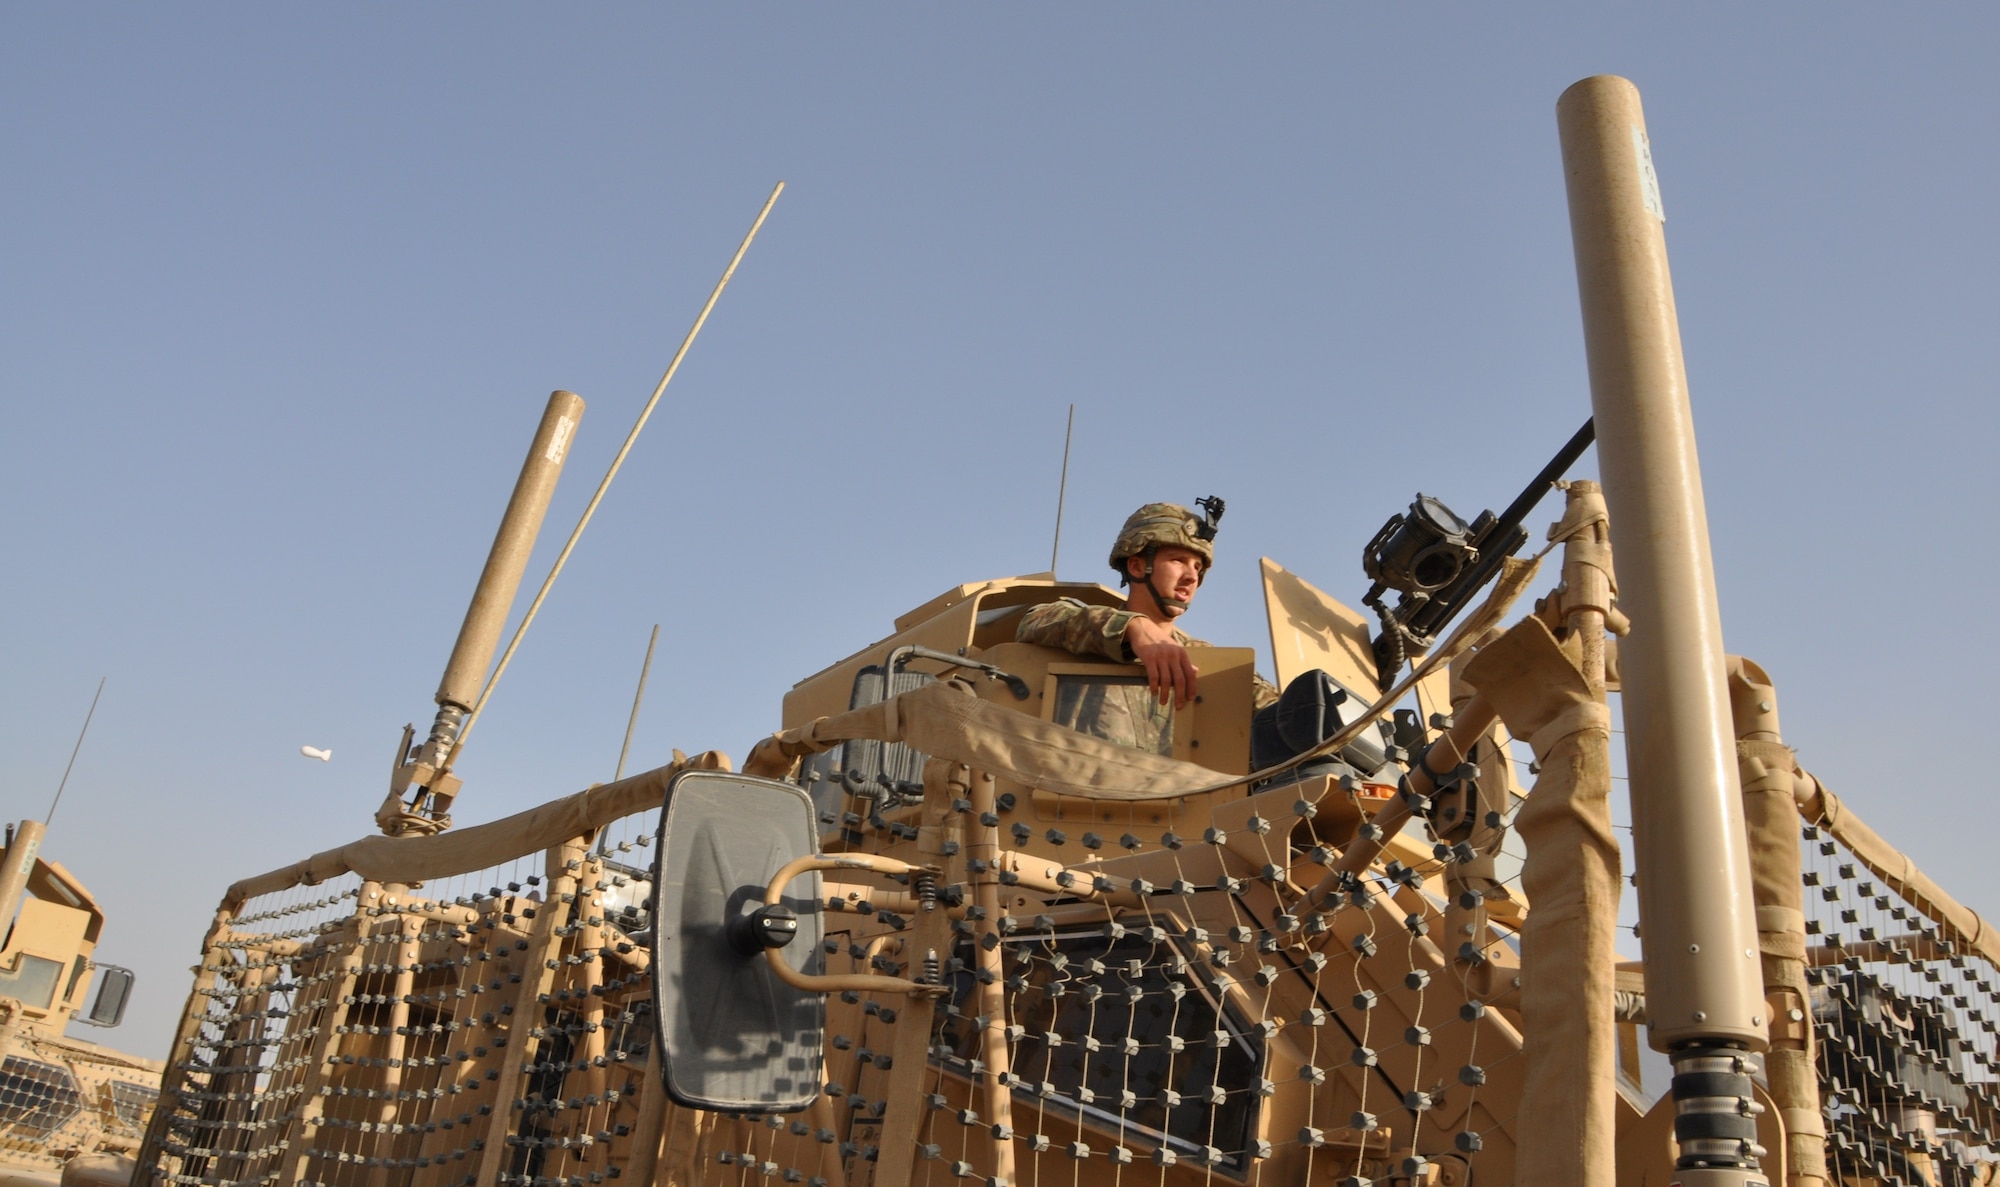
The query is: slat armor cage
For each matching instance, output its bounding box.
[134,706,2000,1187]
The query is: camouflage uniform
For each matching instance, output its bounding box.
[1016,598,1278,753]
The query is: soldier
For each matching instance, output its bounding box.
[1017,502,1276,754]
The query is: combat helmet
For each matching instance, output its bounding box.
[1108,497,1225,586]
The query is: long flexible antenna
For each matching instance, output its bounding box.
[593,624,661,857]
[614,625,660,783]
[447,182,784,765]
[47,677,105,827]
[1050,403,1075,573]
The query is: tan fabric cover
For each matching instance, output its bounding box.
[1807,779,2000,969]
[1737,740,1826,1185]
[225,750,730,903]
[1461,616,1619,1187]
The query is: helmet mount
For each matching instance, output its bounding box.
[1110,497,1225,615]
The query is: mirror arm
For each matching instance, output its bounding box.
[762,854,949,998]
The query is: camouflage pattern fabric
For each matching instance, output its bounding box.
[1016,599,1279,756]
[1109,502,1215,575]
[1051,674,1177,756]
[1016,599,1159,663]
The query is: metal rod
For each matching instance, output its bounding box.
[449,181,785,764]
[1496,418,1596,532]
[614,625,660,782]
[1050,402,1074,572]
[967,771,1017,1187]
[47,676,105,826]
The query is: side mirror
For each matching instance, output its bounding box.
[82,964,134,1028]
[650,771,825,1112]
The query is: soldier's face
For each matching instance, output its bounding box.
[1131,546,1205,615]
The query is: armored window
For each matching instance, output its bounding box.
[802,663,935,834]
[106,1080,157,1133]
[0,1056,83,1139]
[937,926,1264,1173]
[1050,673,1174,757]
[0,954,63,1010]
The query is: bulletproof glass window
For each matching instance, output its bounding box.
[107,1080,157,1133]
[0,1056,83,1139]
[1816,970,1972,1121]
[802,663,936,831]
[1051,674,1174,757]
[937,927,1264,1173]
[0,954,63,1011]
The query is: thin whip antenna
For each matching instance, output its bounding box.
[593,624,661,856]
[614,625,660,782]
[48,677,105,827]
[448,182,784,765]
[1050,403,1075,573]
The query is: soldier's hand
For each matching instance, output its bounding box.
[1126,617,1200,709]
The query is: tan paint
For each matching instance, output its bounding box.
[0,820,48,946]
[435,390,586,715]
[1726,658,1826,1187]
[1260,558,1380,695]
[121,76,2000,1187]
[0,829,164,1186]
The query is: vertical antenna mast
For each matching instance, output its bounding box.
[614,624,660,783]
[1050,404,1075,573]
[47,676,105,827]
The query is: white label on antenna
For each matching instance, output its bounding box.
[1632,124,1666,223]
[546,415,575,464]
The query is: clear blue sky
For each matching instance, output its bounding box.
[4,7,1995,1056]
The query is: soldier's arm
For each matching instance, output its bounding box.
[1015,599,1141,662]
[1125,616,1201,709]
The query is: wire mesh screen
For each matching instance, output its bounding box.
[137,820,666,1187]
[1800,822,2000,1186]
[731,756,1532,1187]
[144,739,1541,1187]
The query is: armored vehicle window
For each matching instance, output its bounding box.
[0,1055,83,1138]
[1051,674,1174,757]
[0,954,62,1010]
[108,1080,158,1132]
[803,663,936,835]
[936,927,1264,1172]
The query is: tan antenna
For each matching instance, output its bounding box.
[1050,403,1074,573]
[614,624,660,783]
[450,182,784,762]
[380,182,786,836]
[45,676,104,828]
[381,389,586,835]
[0,677,105,939]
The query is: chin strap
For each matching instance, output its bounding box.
[1135,552,1190,616]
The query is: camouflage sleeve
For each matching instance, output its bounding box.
[1252,672,1280,710]
[1015,599,1138,662]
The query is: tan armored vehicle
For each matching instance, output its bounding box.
[130,76,2000,1187]
[0,822,162,1187]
